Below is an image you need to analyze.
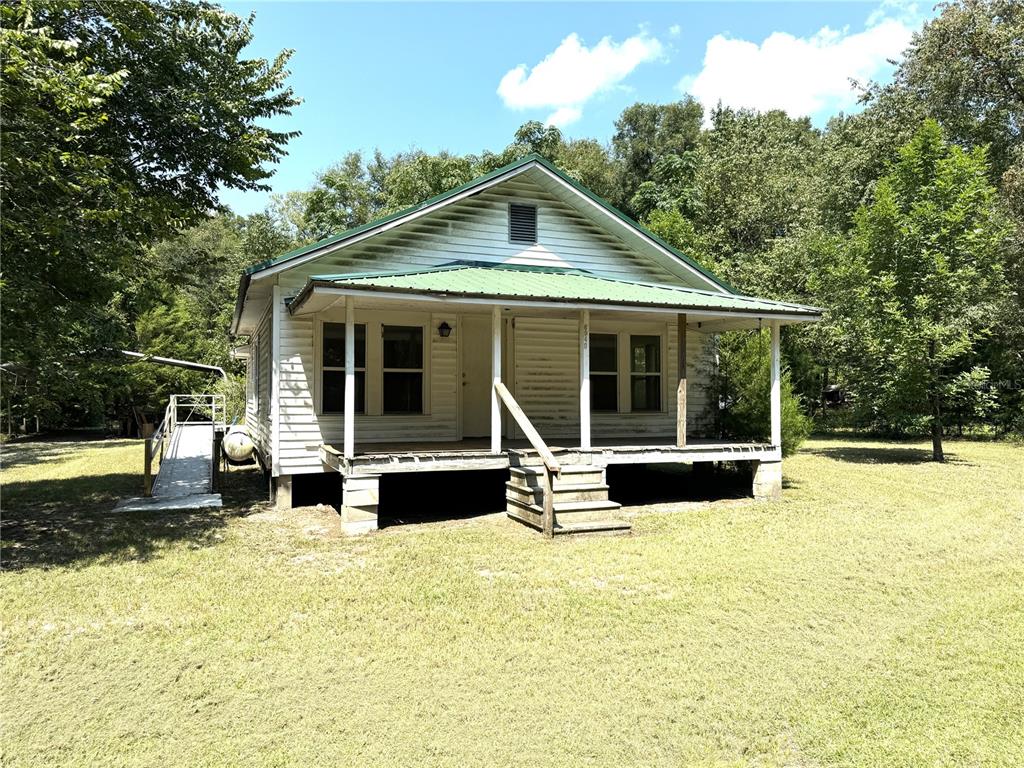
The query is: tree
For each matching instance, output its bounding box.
[611,98,703,215]
[1,0,297,425]
[711,331,811,458]
[825,120,1008,460]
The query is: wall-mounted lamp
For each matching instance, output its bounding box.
[437,321,452,338]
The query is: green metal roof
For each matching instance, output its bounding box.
[292,264,821,317]
[240,153,734,294]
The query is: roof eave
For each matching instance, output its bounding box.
[288,280,823,323]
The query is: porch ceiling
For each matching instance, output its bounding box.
[287,264,822,328]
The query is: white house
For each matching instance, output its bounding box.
[230,154,821,535]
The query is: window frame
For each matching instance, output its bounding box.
[320,321,367,415]
[588,322,668,415]
[314,312,434,418]
[381,324,425,415]
[628,334,663,413]
[589,332,619,413]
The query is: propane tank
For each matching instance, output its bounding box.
[222,425,255,463]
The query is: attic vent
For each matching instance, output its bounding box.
[508,203,537,245]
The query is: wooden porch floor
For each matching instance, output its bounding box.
[321,437,778,475]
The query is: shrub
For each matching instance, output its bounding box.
[710,330,811,457]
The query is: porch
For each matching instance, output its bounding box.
[279,264,816,535]
[319,436,777,475]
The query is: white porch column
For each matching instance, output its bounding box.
[343,296,355,459]
[676,313,687,447]
[579,309,591,449]
[770,320,782,451]
[491,305,502,454]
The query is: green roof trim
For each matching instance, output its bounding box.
[290,264,822,318]
[240,152,735,294]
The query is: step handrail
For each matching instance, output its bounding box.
[494,382,559,537]
[494,382,560,475]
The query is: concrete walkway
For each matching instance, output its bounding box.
[116,422,222,512]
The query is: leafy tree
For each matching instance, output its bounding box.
[1,0,297,425]
[710,331,811,458]
[823,120,1009,459]
[899,0,1023,184]
[611,98,703,215]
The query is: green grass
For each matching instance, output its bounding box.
[2,437,1022,767]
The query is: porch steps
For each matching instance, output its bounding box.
[506,463,630,535]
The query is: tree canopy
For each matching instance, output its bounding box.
[2,0,1021,448]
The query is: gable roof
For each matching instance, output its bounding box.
[288,263,822,321]
[242,153,732,291]
[231,153,749,334]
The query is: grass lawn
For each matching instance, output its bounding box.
[2,436,1022,767]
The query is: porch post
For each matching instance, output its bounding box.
[770,320,782,451]
[491,304,502,454]
[343,296,355,459]
[676,314,687,447]
[579,309,591,449]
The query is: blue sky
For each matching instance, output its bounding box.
[220,1,931,215]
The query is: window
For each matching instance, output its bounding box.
[590,333,618,412]
[630,335,661,411]
[382,325,423,413]
[322,323,366,413]
[508,203,537,244]
[249,338,258,411]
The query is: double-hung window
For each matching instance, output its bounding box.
[630,335,661,411]
[590,333,618,412]
[382,325,424,414]
[322,322,366,413]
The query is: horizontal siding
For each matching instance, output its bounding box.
[514,317,715,442]
[270,307,717,473]
[513,318,580,439]
[275,309,459,475]
[276,176,691,294]
[244,307,272,460]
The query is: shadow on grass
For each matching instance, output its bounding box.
[1,467,267,571]
[808,445,966,465]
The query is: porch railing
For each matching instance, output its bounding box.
[494,382,561,537]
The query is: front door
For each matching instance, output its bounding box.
[460,314,492,438]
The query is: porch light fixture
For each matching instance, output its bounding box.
[437,321,452,338]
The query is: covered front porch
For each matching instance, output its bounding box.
[285,264,819,535]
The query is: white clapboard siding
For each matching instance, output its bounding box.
[275,175,692,294]
[244,307,273,459]
[512,317,714,442]
[253,172,725,474]
[274,309,459,475]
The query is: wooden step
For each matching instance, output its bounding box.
[509,465,605,487]
[554,520,631,535]
[506,497,621,519]
[505,506,631,536]
[505,481,610,505]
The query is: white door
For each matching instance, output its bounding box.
[460,315,492,438]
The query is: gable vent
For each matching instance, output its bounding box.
[509,203,538,245]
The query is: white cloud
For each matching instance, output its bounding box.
[498,32,663,127]
[546,106,583,128]
[669,24,681,38]
[678,10,918,122]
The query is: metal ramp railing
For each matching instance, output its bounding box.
[143,394,226,498]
